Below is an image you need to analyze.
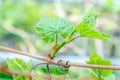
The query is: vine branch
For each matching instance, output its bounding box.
[0,46,120,70]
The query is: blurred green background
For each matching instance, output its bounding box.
[0,0,120,79]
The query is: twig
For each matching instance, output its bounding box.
[0,46,120,70]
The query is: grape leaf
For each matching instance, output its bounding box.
[40,65,68,75]
[36,18,73,43]
[75,7,109,40]
[26,60,32,70]
[81,7,98,29]
[7,58,32,71]
[86,52,112,77]
[7,58,32,80]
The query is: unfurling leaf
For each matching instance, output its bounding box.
[86,52,112,77]
[81,7,98,28]
[36,18,73,43]
[75,7,109,40]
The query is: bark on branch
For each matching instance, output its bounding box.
[0,46,120,70]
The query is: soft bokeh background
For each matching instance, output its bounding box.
[0,0,120,80]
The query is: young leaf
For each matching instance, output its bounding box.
[75,23,109,40]
[86,52,112,77]
[26,60,32,71]
[7,58,32,80]
[36,18,73,43]
[75,7,109,40]
[81,7,98,29]
[40,65,68,75]
[15,58,26,70]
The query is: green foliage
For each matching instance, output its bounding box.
[36,7,109,59]
[0,72,13,80]
[80,7,99,28]
[36,18,73,42]
[7,58,32,80]
[40,65,68,75]
[86,52,113,79]
[1,4,115,80]
[75,7,109,40]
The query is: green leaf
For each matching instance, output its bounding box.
[75,23,109,40]
[104,74,116,80]
[0,72,12,79]
[15,58,26,70]
[86,52,112,77]
[26,60,32,71]
[40,65,68,75]
[75,7,109,40]
[81,7,98,28]
[6,58,32,80]
[36,18,73,43]
[6,58,14,69]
